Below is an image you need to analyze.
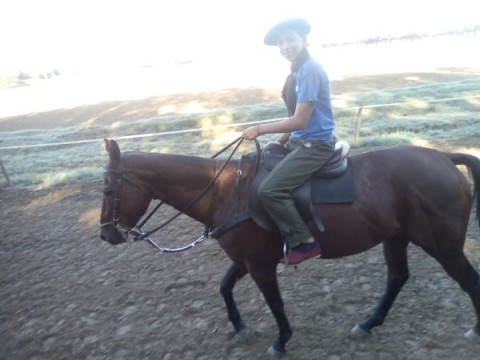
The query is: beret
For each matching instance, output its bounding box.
[264,18,311,46]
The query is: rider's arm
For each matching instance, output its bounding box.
[243,102,313,140]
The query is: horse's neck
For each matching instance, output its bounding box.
[131,152,222,223]
[127,152,255,227]
[142,152,215,187]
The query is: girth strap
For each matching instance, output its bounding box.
[208,211,252,239]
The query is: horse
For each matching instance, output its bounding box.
[100,138,480,358]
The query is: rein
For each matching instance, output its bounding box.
[107,137,260,253]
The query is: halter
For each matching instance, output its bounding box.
[102,137,260,253]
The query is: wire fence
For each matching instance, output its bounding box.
[1,94,479,151]
[1,92,479,186]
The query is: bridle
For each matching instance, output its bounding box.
[101,137,260,253]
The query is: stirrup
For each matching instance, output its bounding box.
[283,242,289,265]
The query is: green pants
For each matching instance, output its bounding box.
[258,139,335,248]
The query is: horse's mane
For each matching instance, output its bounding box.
[123,150,213,164]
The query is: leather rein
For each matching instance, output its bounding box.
[103,137,260,253]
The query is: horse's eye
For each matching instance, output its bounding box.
[103,190,114,197]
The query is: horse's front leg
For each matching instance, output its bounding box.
[248,262,292,358]
[351,236,409,337]
[220,262,250,338]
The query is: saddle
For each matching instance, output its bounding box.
[248,141,354,233]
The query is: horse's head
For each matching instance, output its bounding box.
[100,139,152,245]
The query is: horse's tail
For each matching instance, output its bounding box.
[445,152,480,227]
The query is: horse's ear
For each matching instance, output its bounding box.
[104,139,121,165]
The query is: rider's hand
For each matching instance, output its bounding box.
[242,125,261,140]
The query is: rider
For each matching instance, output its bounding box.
[242,18,336,265]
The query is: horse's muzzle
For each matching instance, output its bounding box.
[100,225,126,245]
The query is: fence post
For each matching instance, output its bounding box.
[0,155,11,186]
[354,106,364,142]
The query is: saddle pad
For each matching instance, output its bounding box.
[311,166,354,204]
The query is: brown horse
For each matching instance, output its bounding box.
[100,138,480,357]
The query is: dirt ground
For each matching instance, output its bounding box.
[1,69,480,360]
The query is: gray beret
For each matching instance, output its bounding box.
[264,18,311,46]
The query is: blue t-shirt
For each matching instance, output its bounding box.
[291,58,335,142]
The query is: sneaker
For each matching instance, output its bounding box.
[282,242,321,265]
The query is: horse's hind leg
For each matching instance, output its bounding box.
[220,262,249,338]
[428,248,480,343]
[352,234,410,337]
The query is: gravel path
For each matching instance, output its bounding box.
[1,181,479,359]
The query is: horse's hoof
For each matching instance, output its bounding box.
[350,324,371,339]
[464,329,480,344]
[267,345,285,358]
